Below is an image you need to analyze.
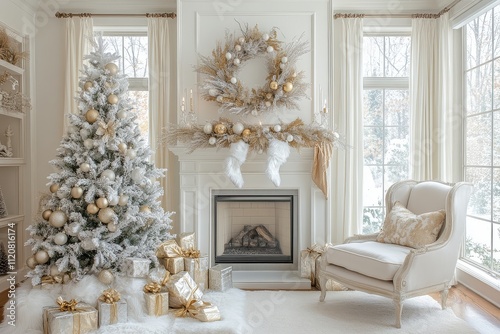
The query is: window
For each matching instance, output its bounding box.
[463,5,500,276]
[96,31,150,143]
[362,34,411,234]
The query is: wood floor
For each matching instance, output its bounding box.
[0,282,498,332]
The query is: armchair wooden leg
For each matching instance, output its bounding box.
[319,274,327,302]
[394,298,403,328]
[440,288,449,310]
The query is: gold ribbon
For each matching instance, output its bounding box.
[161,271,171,286]
[154,294,162,316]
[99,289,121,324]
[143,282,162,294]
[182,247,200,258]
[96,120,116,141]
[173,286,202,318]
[41,275,63,284]
[57,296,78,312]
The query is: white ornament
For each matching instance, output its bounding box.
[216,96,223,102]
[238,37,245,44]
[280,63,285,70]
[225,52,232,60]
[292,72,297,78]
[208,137,217,145]
[108,193,119,206]
[80,163,90,172]
[131,168,145,183]
[98,207,115,224]
[287,134,294,142]
[127,149,137,159]
[83,139,94,150]
[49,210,67,228]
[234,44,242,52]
[98,269,114,285]
[118,142,128,154]
[233,58,240,66]
[267,46,274,53]
[80,128,90,140]
[203,123,213,134]
[232,122,244,135]
[273,124,282,132]
[117,110,128,119]
[66,222,81,236]
[209,89,218,97]
[265,101,272,107]
[281,56,288,63]
[50,264,61,276]
[230,77,237,84]
[118,195,129,206]
[101,169,116,181]
[262,33,270,41]
[54,232,68,245]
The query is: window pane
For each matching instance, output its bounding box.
[384,36,410,77]
[466,63,492,115]
[493,222,500,273]
[494,169,500,222]
[495,8,500,58]
[465,217,492,269]
[466,113,492,166]
[363,89,383,126]
[466,167,491,220]
[384,127,409,165]
[385,89,409,127]
[494,111,500,166]
[123,36,149,78]
[363,165,383,206]
[363,207,384,234]
[364,127,383,165]
[129,91,150,143]
[466,10,493,69]
[363,37,384,77]
[494,59,500,110]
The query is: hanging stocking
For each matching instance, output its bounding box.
[266,139,290,187]
[224,140,249,188]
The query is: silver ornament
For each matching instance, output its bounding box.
[287,134,294,142]
[208,89,218,97]
[49,210,67,228]
[54,232,68,245]
[267,46,274,53]
[80,163,90,172]
[117,110,128,119]
[232,122,244,135]
[118,195,129,206]
[126,149,137,159]
[262,33,270,41]
[233,58,240,66]
[208,137,217,145]
[101,169,116,181]
[225,52,232,60]
[273,124,282,132]
[66,222,81,236]
[203,123,213,134]
[108,193,119,206]
[230,77,237,84]
[234,44,242,51]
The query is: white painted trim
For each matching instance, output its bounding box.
[451,0,500,28]
[456,260,500,307]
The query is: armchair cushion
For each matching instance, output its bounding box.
[325,241,411,281]
[376,202,445,248]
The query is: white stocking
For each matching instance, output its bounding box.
[224,141,249,188]
[266,139,290,187]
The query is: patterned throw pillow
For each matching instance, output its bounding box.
[376,202,446,248]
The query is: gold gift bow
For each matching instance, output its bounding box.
[96,120,116,140]
[143,282,163,316]
[41,275,63,284]
[143,282,162,294]
[173,285,203,318]
[182,247,200,258]
[99,289,121,324]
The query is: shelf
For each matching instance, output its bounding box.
[0,59,24,75]
[0,107,25,119]
[0,158,25,166]
[0,215,22,227]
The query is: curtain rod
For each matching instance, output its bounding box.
[335,0,461,19]
[55,12,176,19]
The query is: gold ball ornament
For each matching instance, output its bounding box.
[107,94,118,105]
[214,123,227,135]
[49,184,59,193]
[107,222,118,232]
[49,210,67,228]
[140,205,151,213]
[118,195,129,206]
[270,81,278,90]
[50,264,61,276]
[98,207,115,224]
[87,203,99,214]
[83,81,93,91]
[283,82,294,92]
[54,232,68,245]
[242,128,251,138]
[105,63,119,75]
[85,109,99,124]
[42,209,53,221]
[96,197,109,209]
[35,250,49,264]
[26,256,37,269]
[118,143,127,154]
[98,269,114,285]
[80,163,90,172]
[71,186,83,199]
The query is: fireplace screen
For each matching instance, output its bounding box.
[214,194,294,263]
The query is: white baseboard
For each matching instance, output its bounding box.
[456,260,500,308]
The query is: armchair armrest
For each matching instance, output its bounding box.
[345,233,379,243]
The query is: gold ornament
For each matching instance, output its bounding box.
[83,81,93,91]
[266,93,273,99]
[242,128,251,138]
[269,81,278,90]
[98,269,115,285]
[118,142,128,154]
[85,109,99,124]
[49,184,59,193]
[87,203,99,214]
[96,197,109,209]
[49,210,67,228]
[42,209,52,221]
[35,250,49,264]
[54,232,68,245]
[283,82,293,92]
[107,94,118,105]
[50,264,61,276]
[98,207,115,224]
[26,256,37,269]
[71,186,83,199]
[214,123,227,135]
[140,205,151,213]
[105,63,119,75]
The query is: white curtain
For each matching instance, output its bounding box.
[64,17,93,133]
[332,17,364,244]
[410,13,454,181]
[148,17,172,211]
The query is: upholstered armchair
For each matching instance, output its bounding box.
[319,180,472,328]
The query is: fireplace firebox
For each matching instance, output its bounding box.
[213,190,297,264]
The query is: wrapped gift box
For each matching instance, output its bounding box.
[184,256,208,291]
[43,301,97,334]
[163,256,184,274]
[144,291,169,316]
[209,264,233,292]
[167,271,203,308]
[300,248,321,283]
[123,257,151,278]
[175,301,221,322]
[156,239,183,258]
[97,299,128,326]
[314,255,349,291]
[177,232,195,250]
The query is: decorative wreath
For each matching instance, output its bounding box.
[196,24,309,116]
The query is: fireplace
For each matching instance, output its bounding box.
[213,189,298,266]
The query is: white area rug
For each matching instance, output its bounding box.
[0,279,478,334]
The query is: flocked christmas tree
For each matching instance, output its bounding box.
[25,40,174,286]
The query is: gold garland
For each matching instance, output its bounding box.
[163,117,342,154]
[197,24,309,115]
